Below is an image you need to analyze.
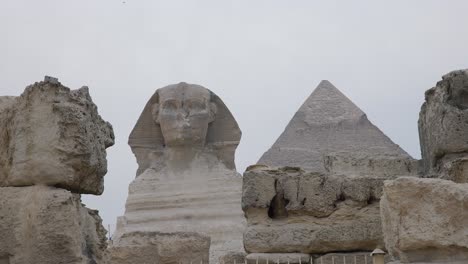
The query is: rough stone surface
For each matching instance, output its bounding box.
[0,96,16,112]
[0,81,114,194]
[114,83,245,263]
[246,253,310,264]
[258,80,413,172]
[380,177,468,263]
[0,185,107,264]
[107,231,210,264]
[242,166,393,254]
[324,152,419,177]
[419,69,468,182]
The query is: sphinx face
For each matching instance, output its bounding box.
[154,85,216,147]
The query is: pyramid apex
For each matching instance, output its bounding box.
[318,80,334,86]
[297,81,365,124]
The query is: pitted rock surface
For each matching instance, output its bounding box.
[0,185,107,264]
[242,167,392,254]
[381,177,468,263]
[0,81,114,194]
[419,69,468,182]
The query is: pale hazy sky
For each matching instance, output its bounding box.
[2,0,468,235]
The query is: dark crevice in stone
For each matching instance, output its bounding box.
[268,179,289,219]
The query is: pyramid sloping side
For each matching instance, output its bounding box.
[258,81,412,171]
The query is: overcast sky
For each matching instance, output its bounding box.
[2,0,468,235]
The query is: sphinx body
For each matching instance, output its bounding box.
[113,83,245,263]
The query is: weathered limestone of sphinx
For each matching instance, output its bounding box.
[380,177,468,263]
[381,70,468,263]
[258,80,416,172]
[112,82,245,263]
[0,185,107,264]
[243,81,418,260]
[0,79,115,195]
[419,69,468,182]
[0,78,114,264]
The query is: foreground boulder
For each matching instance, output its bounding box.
[107,231,210,264]
[0,185,107,264]
[0,78,113,264]
[419,69,468,182]
[381,177,468,263]
[243,166,394,254]
[0,80,114,194]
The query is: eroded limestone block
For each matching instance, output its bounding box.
[107,231,210,264]
[324,152,420,177]
[242,167,389,254]
[0,185,107,264]
[380,177,468,263]
[419,69,468,182]
[0,81,114,194]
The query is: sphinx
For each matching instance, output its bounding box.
[113,83,245,263]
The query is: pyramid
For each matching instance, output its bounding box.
[258,80,413,171]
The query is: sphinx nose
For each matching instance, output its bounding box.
[176,112,190,126]
[178,109,190,119]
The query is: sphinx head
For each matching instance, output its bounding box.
[129,82,241,175]
[152,84,217,148]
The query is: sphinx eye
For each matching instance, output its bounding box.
[162,100,178,111]
[187,100,205,112]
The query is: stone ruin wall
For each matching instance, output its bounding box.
[1,70,468,264]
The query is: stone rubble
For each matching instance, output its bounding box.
[381,177,468,263]
[419,69,468,182]
[0,78,114,264]
[0,80,114,195]
[0,186,107,264]
[243,166,388,254]
[381,69,468,263]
